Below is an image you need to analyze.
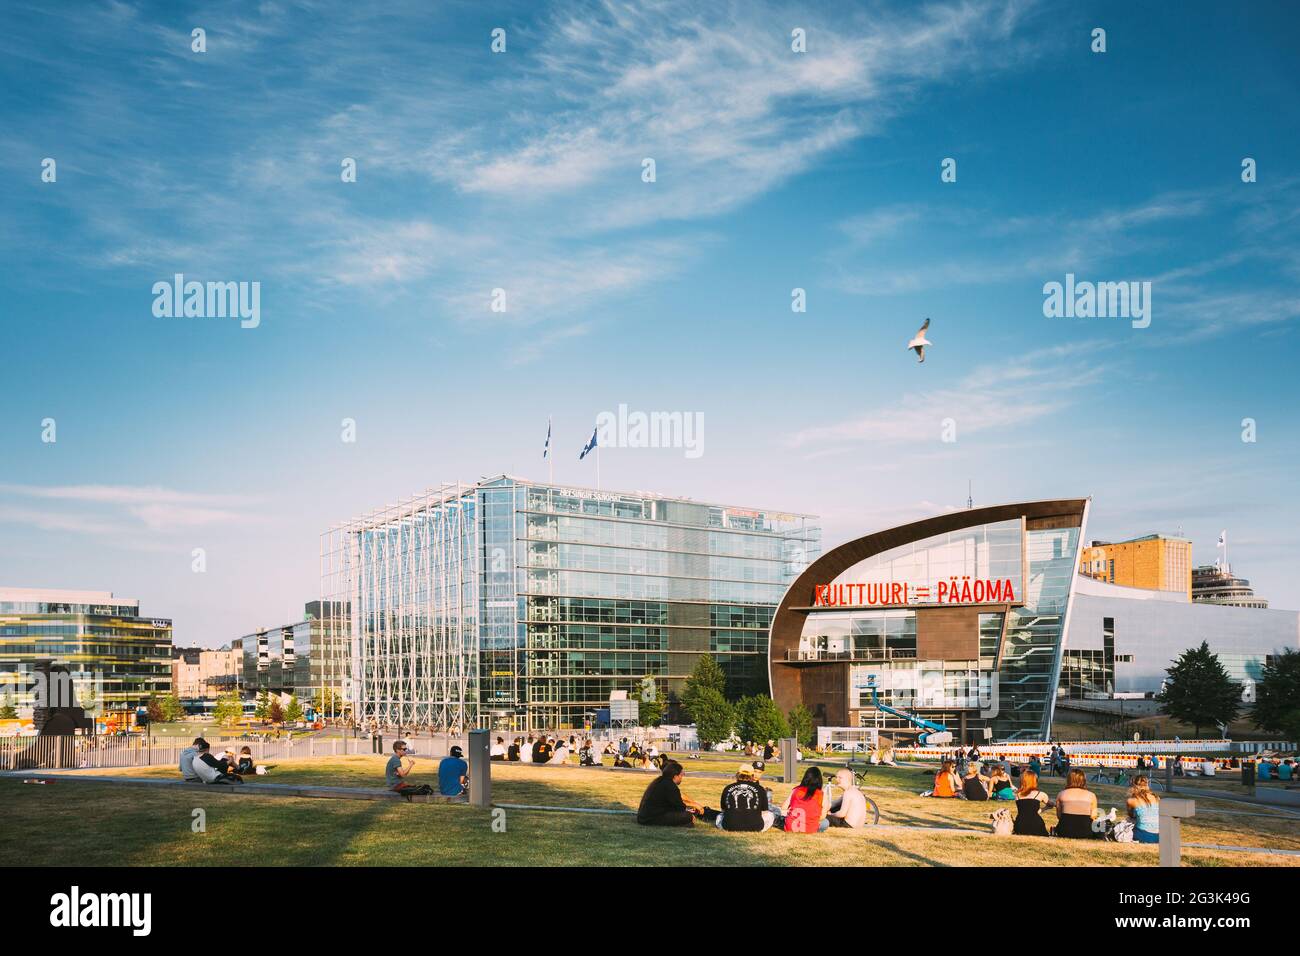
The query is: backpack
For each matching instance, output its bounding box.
[990,808,1013,836]
[1109,820,1135,843]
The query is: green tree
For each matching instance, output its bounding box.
[0,690,17,720]
[1157,641,1240,736]
[787,703,815,748]
[145,693,165,725]
[681,654,728,720]
[158,695,185,722]
[312,688,342,718]
[690,687,735,749]
[1253,648,1300,741]
[214,690,244,727]
[254,691,270,721]
[638,677,664,726]
[734,694,790,745]
[284,695,304,724]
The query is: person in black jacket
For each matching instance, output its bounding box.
[637,760,709,827]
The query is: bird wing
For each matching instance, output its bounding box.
[914,345,925,362]
[917,317,930,335]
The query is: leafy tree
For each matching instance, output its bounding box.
[1156,641,1240,736]
[312,688,342,717]
[166,695,187,722]
[734,694,790,745]
[0,690,17,720]
[689,687,735,750]
[214,690,244,727]
[681,654,728,720]
[638,677,664,727]
[284,695,304,724]
[254,691,270,721]
[145,694,166,724]
[787,703,815,748]
[268,698,285,724]
[1253,648,1300,741]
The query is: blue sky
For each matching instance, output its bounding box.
[2,0,1298,645]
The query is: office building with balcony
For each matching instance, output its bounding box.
[0,587,173,726]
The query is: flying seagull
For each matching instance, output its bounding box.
[906,317,931,363]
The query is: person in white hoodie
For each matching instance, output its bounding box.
[178,738,203,782]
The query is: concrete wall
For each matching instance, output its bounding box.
[1067,575,1300,694]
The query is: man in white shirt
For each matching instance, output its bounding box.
[520,735,534,763]
[827,768,869,828]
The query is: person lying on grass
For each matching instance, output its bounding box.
[636,759,715,827]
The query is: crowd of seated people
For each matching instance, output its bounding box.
[636,758,874,835]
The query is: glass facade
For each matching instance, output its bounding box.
[323,477,819,731]
[0,589,173,724]
[781,509,1087,743]
[991,525,1081,739]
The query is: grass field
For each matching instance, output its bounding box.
[4,753,1298,867]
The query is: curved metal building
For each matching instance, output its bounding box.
[769,499,1090,743]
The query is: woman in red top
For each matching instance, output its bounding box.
[782,766,830,832]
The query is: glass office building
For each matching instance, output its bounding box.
[322,476,819,731]
[0,587,173,725]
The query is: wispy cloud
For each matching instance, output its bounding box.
[0,484,255,533]
[788,341,1114,451]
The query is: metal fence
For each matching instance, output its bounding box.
[0,733,466,771]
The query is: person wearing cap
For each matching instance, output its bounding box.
[715,762,775,832]
[438,744,469,797]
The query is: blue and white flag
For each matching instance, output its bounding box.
[579,426,598,460]
[543,417,552,459]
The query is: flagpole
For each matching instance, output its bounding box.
[596,445,601,490]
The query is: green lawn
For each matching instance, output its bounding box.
[3,755,1296,867]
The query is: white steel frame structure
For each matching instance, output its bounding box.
[321,482,481,731]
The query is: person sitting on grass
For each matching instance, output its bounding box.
[962,765,989,801]
[782,766,830,832]
[1279,759,1294,782]
[1126,775,1160,844]
[532,735,554,765]
[490,736,507,761]
[1054,770,1098,839]
[636,759,710,827]
[179,737,204,782]
[192,740,242,785]
[519,735,535,764]
[550,738,570,765]
[1012,770,1052,836]
[828,768,869,828]
[386,740,419,793]
[715,763,775,832]
[235,745,271,776]
[438,745,469,797]
[987,765,1016,800]
[507,737,522,761]
[928,760,962,798]
[1028,754,1042,776]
